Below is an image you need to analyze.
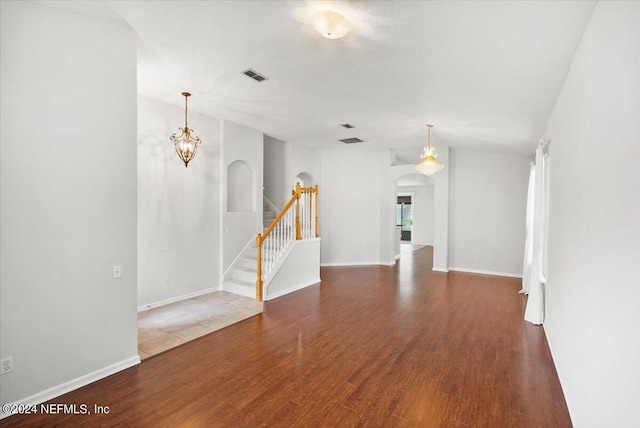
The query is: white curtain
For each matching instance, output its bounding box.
[520,163,535,295]
[522,144,549,325]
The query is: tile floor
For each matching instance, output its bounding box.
[138,291,263,360]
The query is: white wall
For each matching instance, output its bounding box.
[221,120,264,271]
[319,149,384,265]
[449,148,529,276]
[265,239,321,300]
[397,185,435,245]
[542,2,640,426]
[0,1,138,406]
[286,142,319,187]
[431,145,450,271]
[263,135,286,209]
[424,185,435,245]
[137,96,220,307]
[264,138,319,212]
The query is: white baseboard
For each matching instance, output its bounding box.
[544,332,576,425]
[0,355,140,420]
[137,286,220,312]
[321,261,385,267]
[448,267,523,278]
[432,267,450,272]
[265,278,321,300]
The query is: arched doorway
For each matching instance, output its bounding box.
[393,173,434,260]
[294,171,316,188]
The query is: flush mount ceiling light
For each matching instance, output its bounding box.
[170,92,201,168]
[415,124,444,176]
[312,10,351,39]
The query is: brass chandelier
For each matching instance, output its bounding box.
[170,92,201,167]
[415,124,444,176]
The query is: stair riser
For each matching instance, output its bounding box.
[222,281,255,298]
[233,272,255,282]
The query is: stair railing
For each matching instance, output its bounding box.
[256,184,319,301]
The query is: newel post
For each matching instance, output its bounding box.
[256,233,263,301]
[314,185,320,237]
[294,183,301,240]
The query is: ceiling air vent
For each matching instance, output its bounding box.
[242,68,268,82]
[341,123,355,129]
[339,137,363,144]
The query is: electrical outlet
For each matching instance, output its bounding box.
[163,278,169,286]
[1,357,13,375]
[112,265,122,279]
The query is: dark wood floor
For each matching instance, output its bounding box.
[2,246,571,427]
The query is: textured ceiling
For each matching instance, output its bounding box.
[36,0,597,162]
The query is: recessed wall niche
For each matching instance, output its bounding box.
[227,160,252,212]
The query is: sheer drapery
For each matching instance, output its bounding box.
[522,143,549,325]
[520,163,535,295]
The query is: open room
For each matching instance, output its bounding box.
[1,1,638,427]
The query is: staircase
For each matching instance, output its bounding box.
[222,244,258,298]
[263,200,277,229]
[224,186,319,301]
[222,198,279,298]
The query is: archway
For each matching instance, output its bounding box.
[294,171,317,188]
[227,160,252,212]
[393,173,434,260]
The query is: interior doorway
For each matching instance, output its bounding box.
[397,195,413,242]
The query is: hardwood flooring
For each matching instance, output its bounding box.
[1,246,571,427]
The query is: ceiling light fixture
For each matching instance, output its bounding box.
[415,124,444,176]
[170,92,202,168]
[312,10,351,39]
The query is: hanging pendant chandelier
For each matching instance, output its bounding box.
[415,124,444,176]
[170,92,201,167]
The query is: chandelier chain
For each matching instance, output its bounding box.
[184,94,188,129]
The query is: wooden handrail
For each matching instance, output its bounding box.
[256,183,319,301]
[257,184,318,245]
[260,185,295,245]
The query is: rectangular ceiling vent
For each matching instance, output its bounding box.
[242,68,268,82]
[339,137,363,144]
[341,123,355,129]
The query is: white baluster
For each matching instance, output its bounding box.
[302,192,307,238]
[288,208,292,243]
[265,236,269,278]
[308,191,312,238]
[278,216,282,256]
[268,234,272,275]
[307,191,311,238]
[303,192,306,239]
